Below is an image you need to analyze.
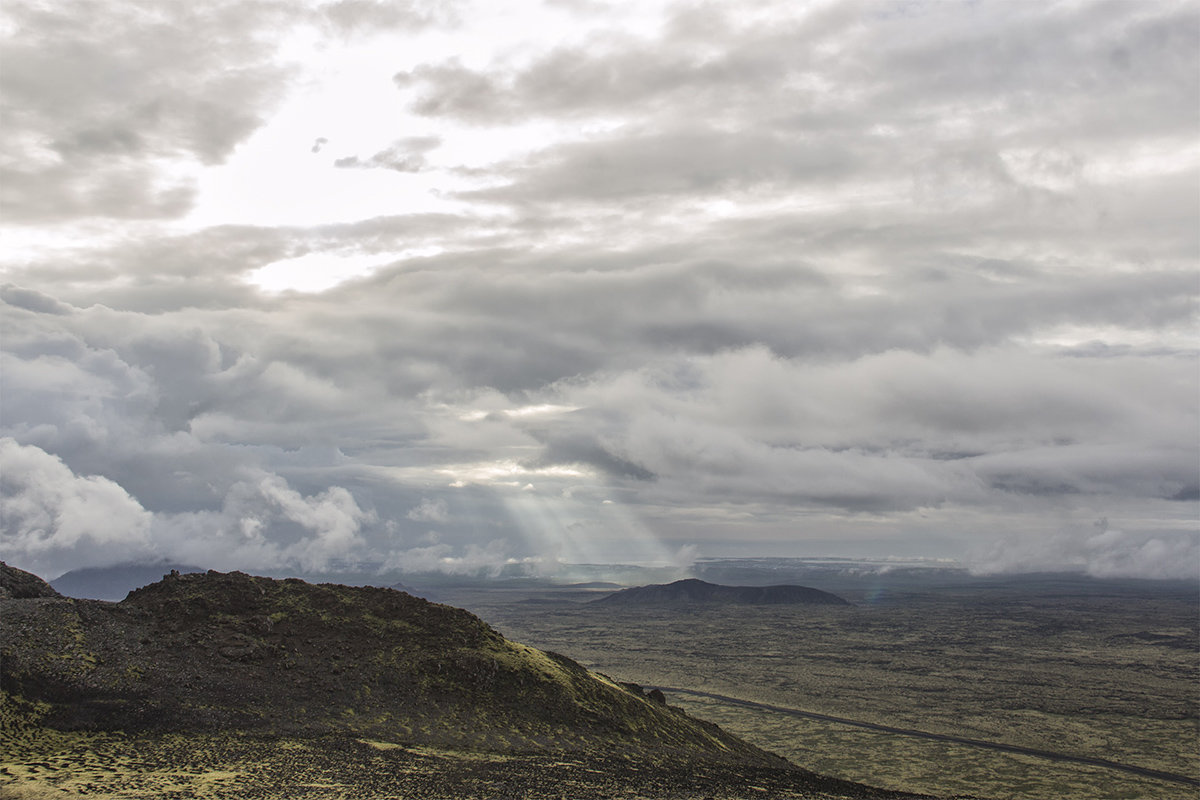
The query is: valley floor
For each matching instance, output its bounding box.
[462,579,1200,800]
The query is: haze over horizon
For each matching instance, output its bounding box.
[1,0,1197,581]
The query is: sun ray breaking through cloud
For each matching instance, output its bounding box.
[0,0,1196,580]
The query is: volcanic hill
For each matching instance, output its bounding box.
[593,577,850,606]
[0,563,919,798]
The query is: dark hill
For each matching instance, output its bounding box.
[2,569,757,756]
[593,577,850,606]
[1,566,922,798]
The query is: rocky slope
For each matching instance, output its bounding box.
[0,562,61,599]
[594,577,850,606]
[0,564,927,799]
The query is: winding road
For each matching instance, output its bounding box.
[652,686,1200,788]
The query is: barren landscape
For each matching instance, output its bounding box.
[0,565,928,800]
[463,575,1199,800]
[3,1,1197,798]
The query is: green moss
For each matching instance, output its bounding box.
[1,690,51,730]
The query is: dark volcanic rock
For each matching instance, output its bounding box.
[593,577,850,606]
[1,568,933,799]
[1,562,62,599]
[0,570,780,762]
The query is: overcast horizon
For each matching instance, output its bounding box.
[1,0,1197,582]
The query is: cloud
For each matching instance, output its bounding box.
[407,497,449,523]
[333,137,440,172]
[317,0,456,35]
[526,431,656,482]
[0,0,297,221]
[0,285,73,316]
[0,0,1195,575]
[547,343,1197,502]
[970,519,1200,581]
[190,470,373,573]
[0,438,154,577]
[380,540,511,575]
[458,127,860,205]
[0,436,375,577]
[391,9,829,123]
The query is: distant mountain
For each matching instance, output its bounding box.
[559,581,624,590]
[593,577,850,606]
[50,561,206,601]
[387,581,443,603]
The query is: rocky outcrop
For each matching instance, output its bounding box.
[0,562,62,599]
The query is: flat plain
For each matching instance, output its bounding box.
[459,575,1199,800]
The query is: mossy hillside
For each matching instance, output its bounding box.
[1,570,779,763]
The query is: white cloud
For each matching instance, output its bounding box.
[0,438,154,576]
[407,496,449,523]
[0,0,1195,576]
[154,470,374,574]
[0,434,373,576]
[969,519,1200,581]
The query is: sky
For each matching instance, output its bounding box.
[1,0,1197,581]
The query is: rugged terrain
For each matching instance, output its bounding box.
[0,563,929,799]
[594,577,849,606]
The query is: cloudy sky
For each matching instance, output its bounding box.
[1,0,1197,581]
